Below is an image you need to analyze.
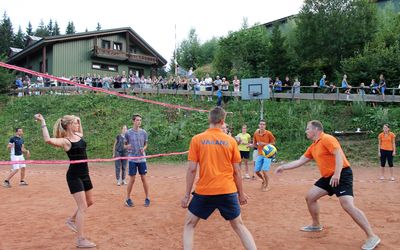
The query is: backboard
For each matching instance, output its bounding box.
[241,78,270,100]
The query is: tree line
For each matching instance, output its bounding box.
[174,0,400,88]
[0,11,102,54]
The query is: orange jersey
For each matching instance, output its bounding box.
[304,132,350,178]
[188,128,241,195]
[253,130,276,154]
[379,132,396,151]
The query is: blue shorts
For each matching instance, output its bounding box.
[188,192,240,220]
[255,156,271,172]
[128,161,147,176]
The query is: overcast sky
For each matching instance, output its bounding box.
[1,0,304,61]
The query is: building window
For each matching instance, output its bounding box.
[92,64,101,69]
[108,66,117,71]
[92,63,118,72]
[129,46,137,54]
[113,42,122,51]
[129,68,144,77]
[102,40,111,49]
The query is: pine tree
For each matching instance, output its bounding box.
[35,19,50,37]
[13,26,25,49]
[96,22,101,31]
[26,21,33,36]
[0,12,14,56]
[52,21,60,36]
[66,21,76,34]
[267,24,290,78]
[47,19,53,36]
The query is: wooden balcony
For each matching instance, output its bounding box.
[93,46,126,61]
[127,53,157,65]
[93,46,157,64]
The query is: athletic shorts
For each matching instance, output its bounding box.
[255,155,271,172]
[188,192,240,220]
[129,161,147,176]
[11,155,26,170]
[314,167,353,197]
[240,151,250,159]
[66,174,93,194]
[380,149,394,167]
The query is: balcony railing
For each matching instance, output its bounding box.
[93,46,157,64]
[127,53,157,64]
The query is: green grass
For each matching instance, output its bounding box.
[0,94,398,164]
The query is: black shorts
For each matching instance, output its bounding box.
[314,167,353,197]
[66,174,93,194]
[188,192,241,220]
[380,149,394,167]
[240,151,250,159]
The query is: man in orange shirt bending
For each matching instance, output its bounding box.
[275,120,380,250]
[181,106,256,250]
[253,120,276,191]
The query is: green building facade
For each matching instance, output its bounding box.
[7,27,167,78]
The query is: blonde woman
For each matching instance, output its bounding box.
[35,114,96,248]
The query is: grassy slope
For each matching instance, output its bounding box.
[0,94,398,164]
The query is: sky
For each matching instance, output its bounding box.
[1,0,304,62]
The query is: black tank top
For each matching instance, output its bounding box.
[66,136,89,176]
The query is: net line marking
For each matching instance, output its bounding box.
[0,151,188,165]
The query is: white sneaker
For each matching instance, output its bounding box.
[244,174,250,179]
[76,237,96,248]
[122,179,128,185]
[117,180,121,186]
[3,180,11,188]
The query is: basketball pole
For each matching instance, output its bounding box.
[260,99,264,120]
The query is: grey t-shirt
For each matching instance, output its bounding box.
[125,128,148,163]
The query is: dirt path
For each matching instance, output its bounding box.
[0,163,398,249]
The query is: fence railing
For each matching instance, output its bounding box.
[10,85,400,103]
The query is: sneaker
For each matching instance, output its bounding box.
[66,218,78,233]
[125,198,134,207]
[122,179,128,185]
[19,180,28,186]
[117,180,121,186]
[390,177,395,181]
[361,235,381,250]
[379,176,385,180]
[244,174,250,179]
[144,198,150,207]
[3,180,11,188]
[76,237,96,248]
[300,225,323,232]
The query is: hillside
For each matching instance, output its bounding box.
[0,94,398,164]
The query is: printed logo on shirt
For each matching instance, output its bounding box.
[201,140,228,146]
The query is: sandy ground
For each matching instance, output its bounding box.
[0,162,399,250]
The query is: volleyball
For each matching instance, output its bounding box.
[261,144,277,158]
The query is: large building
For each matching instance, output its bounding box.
[7,27,167,78]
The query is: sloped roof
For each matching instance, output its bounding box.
[25,35,43,47]
[7,27,167,66]
[9,47,23,53]
[8,47,23,58]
